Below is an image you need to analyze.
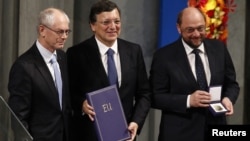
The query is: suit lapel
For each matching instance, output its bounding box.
[57,51,67,91]
[117,39,130,87]
[31,45,60,107]
[175,41,198,84]
[203,40,216,84]
[87,37,110,85]
[57,51,67,109]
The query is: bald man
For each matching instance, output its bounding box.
[8,8,72,141]
[149,7,239,141]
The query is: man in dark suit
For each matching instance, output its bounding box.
[66,1,151,141]
[149,7,240,141]
[8,8,72,141]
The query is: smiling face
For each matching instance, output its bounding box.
[177,7,206,48]
[90,8,121,47]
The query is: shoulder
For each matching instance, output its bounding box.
[14,45,38,64]
[67,36,95,53]
[10,47,38,74]
[154,39,182,57]
[203,39,228,54]
[117,38,140,46]
[204,38,225,47]
[117,38,142,53]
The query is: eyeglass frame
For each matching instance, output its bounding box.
[42,24,71,36]
[183,25,206,34]
[97,19,121,26]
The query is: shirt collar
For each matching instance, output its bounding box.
[36,40,57,63]
[95,37,118,55]
[182,38,205,55]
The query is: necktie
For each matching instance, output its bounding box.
[50,55,62,109]
[192,49,208,91]
[107,48,118,85]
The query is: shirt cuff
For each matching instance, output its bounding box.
[187,95,191,108]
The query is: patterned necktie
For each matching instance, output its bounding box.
[192,49,208,91]
[106,48,118,85]
[50,55,62,109]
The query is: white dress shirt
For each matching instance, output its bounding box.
[95,37,121,86]
[182,39,211,108]
[36,40,59,82]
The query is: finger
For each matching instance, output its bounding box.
[88,110,96,116]
[199,101,210,107]
[225,106,233,115]
[200,99,210,104]
[88,114,95,121]
[130,134,135,141]
[86,104,94,110]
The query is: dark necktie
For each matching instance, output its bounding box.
[50,55,62,109]
[192,49,208,91]
[107,48,118,85]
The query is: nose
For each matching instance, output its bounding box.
[108,21,116,28]
[61,32,69,39]
[192,29,201,36]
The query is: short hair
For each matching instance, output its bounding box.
[38,8,70,27]
[89,0,121,24]
[176,7,206,25]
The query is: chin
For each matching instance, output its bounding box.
[193,44,201,48]
[192,41,202,47]
[186,42,200,48]
[108,35,118,40]
[56,46,64,50]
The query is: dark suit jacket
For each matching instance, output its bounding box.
[149,38,239,141]
[66,36,151,141]
[8,43,72,141]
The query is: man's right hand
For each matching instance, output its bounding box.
[82,100,96,121]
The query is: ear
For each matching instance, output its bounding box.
[39,25,46,37]
[176,23,181,34]
[90,23,96,32]
[39,25,44,32]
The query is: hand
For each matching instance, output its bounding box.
[222,97,234,116]
[190,90,211,108]
[126,122,138,141]
[82,100,95,121]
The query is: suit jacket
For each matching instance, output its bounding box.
[149,38,240,141]
[67,36,151,141]
[8,43,72,141]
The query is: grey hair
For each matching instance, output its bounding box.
[38,8,70,27]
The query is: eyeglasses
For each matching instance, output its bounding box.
[183,26,206,33]
[42,25,71,36]
[98,19,121,26]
